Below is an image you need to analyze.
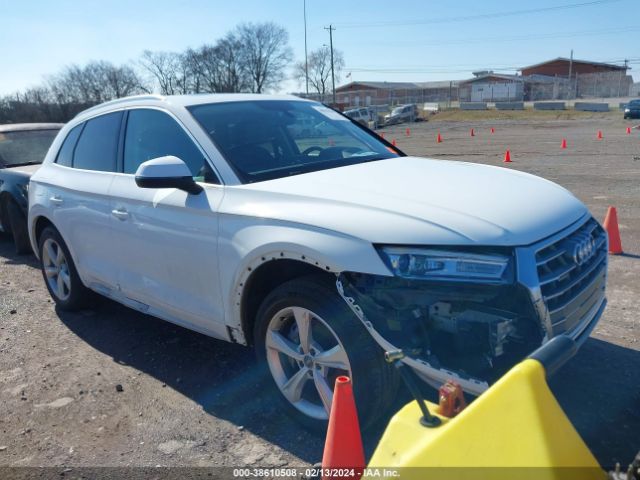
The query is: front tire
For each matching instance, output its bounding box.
[38,226,93,311]
[254,275,397,431]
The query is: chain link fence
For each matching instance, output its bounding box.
[301,72,634,111]
[527,71,633,101]
[301,85,461,111]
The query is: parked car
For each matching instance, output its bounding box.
[384,104,418,126]
[0,123,63,253]
[623,99,640,119]
[344,107,376,128]
[29,94,607,430]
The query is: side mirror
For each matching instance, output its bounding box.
[134,156,202,195]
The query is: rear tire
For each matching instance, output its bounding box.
[254,275,398,431]
[7,200,32,255]
[38,226,94,311]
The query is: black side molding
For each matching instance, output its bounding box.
[528,335,578,377]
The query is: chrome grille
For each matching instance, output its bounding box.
[535,217,607,335]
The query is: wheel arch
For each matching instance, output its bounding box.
[217,220,392,345]
[30,215,63,260]
[239,258,335,346]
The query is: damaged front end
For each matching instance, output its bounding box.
[337,246,545,395]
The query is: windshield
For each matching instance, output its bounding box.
[0,129,60,167]
[391,107,404,115]
[188,100,398,183]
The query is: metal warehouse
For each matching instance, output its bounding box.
[458,74,524,102]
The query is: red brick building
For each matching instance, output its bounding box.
[520,58,627,77]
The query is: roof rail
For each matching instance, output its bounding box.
[75,94,166,118]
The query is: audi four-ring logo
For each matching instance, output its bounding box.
[571,236,597,265]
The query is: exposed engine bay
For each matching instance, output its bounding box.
[337,272,545,389]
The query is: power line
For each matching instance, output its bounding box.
[347,58,640,70]
[346,57,640,75]
[334,0,622,29]
[368,25,640,48]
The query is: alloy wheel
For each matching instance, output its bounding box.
[42,238,71,301]
[265,306,352,420]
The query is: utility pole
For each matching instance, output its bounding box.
[618,58,629,97]
[325,24,336,105]
[567,49,573,100]
[304,0,309,95]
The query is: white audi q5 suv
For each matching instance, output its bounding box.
[28,94,607,429]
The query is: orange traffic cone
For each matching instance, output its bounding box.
[321,376,365,479]
[603,206,623,254]
[470,128,475,137]
[392,139,397,146]
[436,132,442,143]
[503,150,512,163]
[490,127,495,134]
[626,127,632,134]
[597,130,603,140]
[561,138,567,149]
[405,128,411,137]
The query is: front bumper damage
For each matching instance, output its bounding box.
[336,216,608,395]
[337,274,542,395]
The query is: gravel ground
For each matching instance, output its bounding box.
[0,114,638,473]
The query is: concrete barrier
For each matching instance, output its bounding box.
[460,102,487,110]
[534,102,566,110]
[619,102,628,110]
[574,102,609,112]
[495,102,524,110]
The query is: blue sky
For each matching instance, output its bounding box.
[1,0,638,95]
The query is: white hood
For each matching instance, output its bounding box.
[224,157,588,246]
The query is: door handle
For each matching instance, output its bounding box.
[111,208,129,220]
[50,195,63,206]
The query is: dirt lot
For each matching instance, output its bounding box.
[1,113,639,473]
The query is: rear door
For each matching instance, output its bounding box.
[46,112,122,291]
[108,108,226,337]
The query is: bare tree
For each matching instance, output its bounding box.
[295,46,344,101]
[0,21,296,123]
[48,61,147,105]
[236,22,293,93]
[187,33,248,93]
[139,50,191,95]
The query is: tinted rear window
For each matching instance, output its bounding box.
[55,124,83,167]
[0,129,60,167]
[73,112,122,172]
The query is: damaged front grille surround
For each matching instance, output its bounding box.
[516,214,607,342]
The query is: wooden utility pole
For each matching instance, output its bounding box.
[325,24,336,105]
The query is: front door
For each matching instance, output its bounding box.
[109,108,226,338]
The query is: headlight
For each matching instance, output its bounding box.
[625,108,631,113]
[378,247,512,283]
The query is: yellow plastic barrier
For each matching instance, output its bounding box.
[367,359,605,480]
